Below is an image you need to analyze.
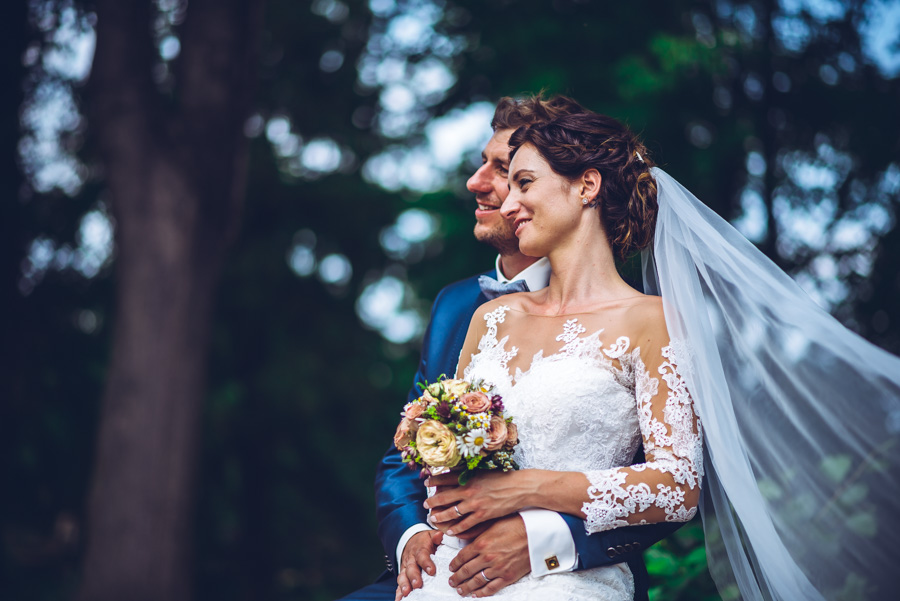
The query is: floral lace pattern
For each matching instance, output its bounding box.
[471,305,519,377]
[407,306,702,600]
[583,342,703,533]
[466,306,703,536]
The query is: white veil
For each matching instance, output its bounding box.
[642,168,900,601]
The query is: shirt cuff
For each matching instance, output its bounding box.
[519,508,578,577]
[396,523,433,569]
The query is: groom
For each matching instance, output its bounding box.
[339,96,681,601]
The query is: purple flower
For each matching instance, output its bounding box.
[436,400,451,419]
[491,395,504,413]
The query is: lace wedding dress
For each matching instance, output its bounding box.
[406,304,703,601]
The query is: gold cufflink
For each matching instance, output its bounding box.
[545,555,560,570]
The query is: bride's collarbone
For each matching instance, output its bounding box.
[506,291,657,319]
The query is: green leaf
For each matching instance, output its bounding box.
[685,545,708,567]
[821,454,853,484]
[838,483,869,506]
[833,572,870,601]
[846,511,877,537]
[644,547,679,577]
[757,478,783,501]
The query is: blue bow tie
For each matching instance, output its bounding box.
[478,275,530,300]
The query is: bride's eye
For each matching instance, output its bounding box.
[517,177,533,189]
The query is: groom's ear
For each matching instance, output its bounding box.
[579,169,602,203]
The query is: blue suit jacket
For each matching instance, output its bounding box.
[374,270,682,600]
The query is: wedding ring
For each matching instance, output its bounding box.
[453,505,462,517]
[480,569,492,583]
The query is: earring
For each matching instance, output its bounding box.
[582,197,589,205]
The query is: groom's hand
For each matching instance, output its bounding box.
[396,530,442,600]
[447,514,530,597]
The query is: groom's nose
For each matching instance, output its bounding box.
[467,163,493,194]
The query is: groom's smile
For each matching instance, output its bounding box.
[468,128,518,253]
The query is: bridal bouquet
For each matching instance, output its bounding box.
[393,377,518,484]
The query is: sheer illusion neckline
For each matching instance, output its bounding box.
[474,306,632,387]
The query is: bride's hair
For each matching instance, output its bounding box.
[508,113,658,259]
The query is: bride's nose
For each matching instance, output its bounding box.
[501,187,521,219]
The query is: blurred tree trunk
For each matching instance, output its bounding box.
[78,2,264,601]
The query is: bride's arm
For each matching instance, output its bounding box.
[454,301,492,378]
[427,310,703,535]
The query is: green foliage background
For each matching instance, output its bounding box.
[2,0,898,600]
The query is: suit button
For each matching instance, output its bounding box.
[633,542,642,550]
[606,547,618,558]
[616,545,625,554]
[623,543,633,552]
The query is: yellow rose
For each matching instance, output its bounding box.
[416,420,461,468]
[444,379,470,398]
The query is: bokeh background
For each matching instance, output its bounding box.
[2,1,898,600]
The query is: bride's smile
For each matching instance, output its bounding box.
[501,144,595,260]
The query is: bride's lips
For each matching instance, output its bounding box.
[514,218,531,236]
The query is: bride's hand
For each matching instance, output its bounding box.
[424,470,537,537]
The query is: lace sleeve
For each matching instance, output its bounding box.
[581,342,703,534]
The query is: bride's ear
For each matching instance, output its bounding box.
[579,169,602,204]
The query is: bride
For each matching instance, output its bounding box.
[406,113,700,600]
[405,110,900,600]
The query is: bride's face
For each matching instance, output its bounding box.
[502,144,584,257]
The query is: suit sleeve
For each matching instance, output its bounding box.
[374,288,447,571]
[563,511,683,569]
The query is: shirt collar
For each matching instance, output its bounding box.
[495,255,551,291]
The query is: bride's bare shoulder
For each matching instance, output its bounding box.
[471,294,523,322]
[622,295,668,342]
[476,291,535,315]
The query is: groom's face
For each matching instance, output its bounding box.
[467,128,518,254]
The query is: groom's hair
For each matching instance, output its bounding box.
[491,93,589,132]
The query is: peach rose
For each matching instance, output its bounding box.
[459,391,491,413]
[484,415,508,452]
[393,417,418,449]
[416,420,461,468]
[405,402,425,420]
[504,421,518,449]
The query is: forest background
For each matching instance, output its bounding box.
[2,1,898,600]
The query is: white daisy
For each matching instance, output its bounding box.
[467,412,492,429]
[459,428,488,457]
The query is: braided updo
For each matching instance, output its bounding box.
[508,113,658,260]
